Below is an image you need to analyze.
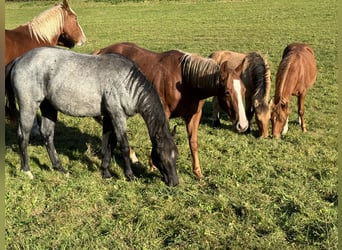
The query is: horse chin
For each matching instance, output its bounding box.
[57,34,76,48]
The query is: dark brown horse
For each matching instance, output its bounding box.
[5,0,86,129]
[209,50,272,138]
[271,43,317,138]
[93,42,248,178]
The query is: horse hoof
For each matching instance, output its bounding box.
[212,120,221,128]
[23,170,34,179]
[125,174,136,182]
[194,170,204,179]
[149,166,157,172]
[101,170,112,179]
[130,151,139,164]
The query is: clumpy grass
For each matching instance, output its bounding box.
[5,0,337,249]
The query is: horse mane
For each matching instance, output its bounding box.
[274,51,294,104]
[181,54,220,88]
[245,52,271,109]
[27,4,67,43]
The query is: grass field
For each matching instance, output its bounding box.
[5,0,337,249]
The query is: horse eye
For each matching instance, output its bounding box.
[225,91,230,96]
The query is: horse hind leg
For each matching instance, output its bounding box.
[17,100,43,179]
[18,119,35,179]
[40,100,67,174]
[298,93,307,132]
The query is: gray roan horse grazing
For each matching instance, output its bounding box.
[6,47,179,186]
[271,43,317,139]
[209,50,272,138]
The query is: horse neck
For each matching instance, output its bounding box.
[246,53,271,103]
[22,24,59,46]
[181,54,221,98]
[274,56,294,104]
[131,73,171,145]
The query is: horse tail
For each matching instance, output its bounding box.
[5,59,18,123]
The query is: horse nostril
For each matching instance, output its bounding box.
[236,122,248,133]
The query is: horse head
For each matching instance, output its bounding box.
[57,0,86,48]
[151,131,179,186]
[218,60,249,132]
[254,99,271,138]
[270,98,290,139]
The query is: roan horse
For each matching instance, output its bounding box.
[209,50,272,138]
[5,0,86,124]
[6,47,179,186]
[92,42,248,179]
[271,43,317,139]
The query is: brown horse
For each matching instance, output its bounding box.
[5,0,86,129]
[93,42,248,178]
[271,43,317,138]
[209,50,272,138]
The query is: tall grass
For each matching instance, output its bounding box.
[5,0,337,249]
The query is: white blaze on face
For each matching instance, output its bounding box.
[233,79,249,130]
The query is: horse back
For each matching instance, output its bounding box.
[93,42,185,117]
[278,43,317,95]
[5,27,35,65]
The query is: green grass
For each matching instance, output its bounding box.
[5,0,337,249]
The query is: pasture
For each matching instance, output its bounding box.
[5,0,337,249]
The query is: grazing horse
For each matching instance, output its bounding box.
[5,0,86,125]
[271,43,317,138]
[209,50,272,138]
[92,42,248,178]
[6,47,179,186]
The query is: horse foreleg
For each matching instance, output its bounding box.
[212,96,221,127]
[101,116,116,178]
[110,116,134,180]
[97,115,139,164]
[185,109,203,179]
[298,93,307,132]
[40,101,67,174]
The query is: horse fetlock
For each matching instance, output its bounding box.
[125,172,135,181]
[22,170,34,179]
[193,169,204,179]
[101,169,112,179]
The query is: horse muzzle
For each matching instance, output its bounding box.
[235,121,249,133]
[163,173,179,187]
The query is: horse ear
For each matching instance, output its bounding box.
[220,62,229,81]
[234,58,245,75]
[62,0,70,9]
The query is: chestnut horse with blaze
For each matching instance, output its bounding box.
[209,50,272,138]
[93,42,248,178]
[271,43,317,138]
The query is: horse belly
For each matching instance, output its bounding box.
[48,88,102,117]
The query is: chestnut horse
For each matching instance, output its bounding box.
[5,0,86,123]
[93,42,248,178]
[271,43,317,138]
[209,50,272,138]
